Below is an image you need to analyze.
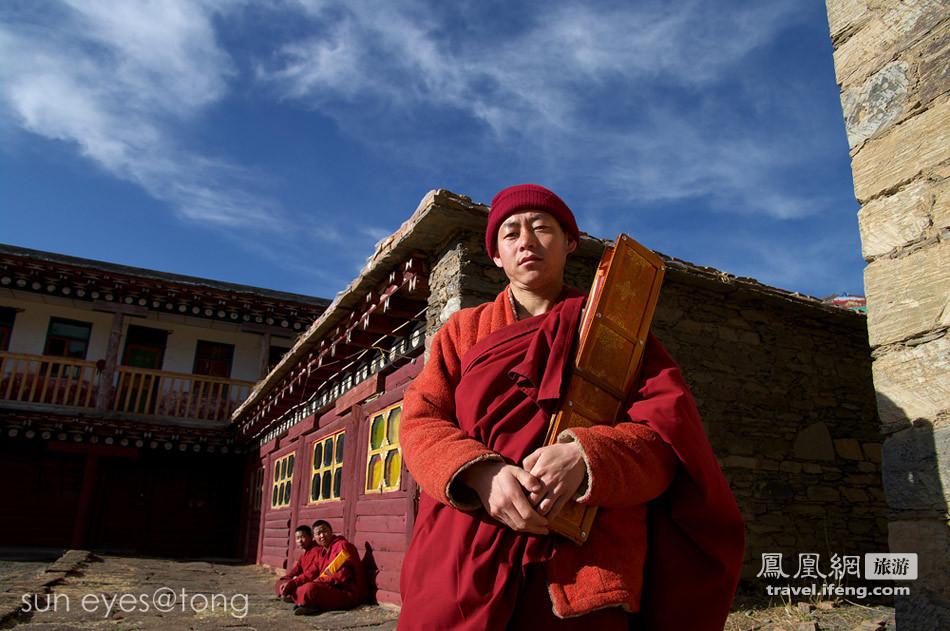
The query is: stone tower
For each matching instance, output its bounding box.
[824,1,949,628]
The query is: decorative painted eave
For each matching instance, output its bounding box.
[230,189,491,441]
[0,243,329,332]
[0,409,237,454]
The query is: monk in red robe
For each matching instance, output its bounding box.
[399,184,745,630]
[277,521,366,616]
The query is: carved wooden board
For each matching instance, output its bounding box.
[544,234,666,543]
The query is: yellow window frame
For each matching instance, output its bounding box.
[271,452,295,508]
[365,402,403,493]
[310,431,345,503]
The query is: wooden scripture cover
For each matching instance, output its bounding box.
[544,234,666,543]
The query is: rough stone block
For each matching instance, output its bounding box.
[835,438,865,460]
[841,61,910,149]
[781,461,803,474]
[808,486,841,501]
[724,455,758,469]
[852,95,950,202]
[881,424,950,511]
[864,239,950,346]
[872,334,950,424]
[918,21,950,105]
[832,0,948,89]
[857,179,949,259]
[793,422,836,461]
[841,487,870,502]
[825,0,873,43]
[889,518,950,629]
[863,442,883,462]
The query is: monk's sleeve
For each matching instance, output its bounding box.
[556,333,688,508]
[293,550,323,585]
[401,316,502,510]
[316,541,357,587]
[283,558,302,581]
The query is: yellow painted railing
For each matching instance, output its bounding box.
[111,365,254,422]
[0,352,98,408]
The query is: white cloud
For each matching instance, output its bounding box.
[0,0,288,232]
[256,0,814,219]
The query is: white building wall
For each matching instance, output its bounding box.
[0,290,273,382]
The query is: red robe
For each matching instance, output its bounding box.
[275,544,321,595]
[399,287,744,630]
[276,536,366,610]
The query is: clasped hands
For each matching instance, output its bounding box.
[458,442,586,535]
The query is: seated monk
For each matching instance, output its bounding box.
[277,520,366,616]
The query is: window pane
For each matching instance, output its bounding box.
[288,454,294,472]
[51,321,91,340]
[367,455,382,490]
[0,307,16,327]
[333,469,342,498]
[126,347,161,369]
[197,341,233,360]
[321,471,332,499]
[385,450,402,488]
[67,340,86,358]
[335,434,345,464]
[313,443,323,470]
[280,458,287,479]
[370,415,384,449]
[323,441,333,467]
[271,485,278,506]
[387,407,401,445]
[274,463,280,483]
[311,475,319,502]
[46,338,67,356]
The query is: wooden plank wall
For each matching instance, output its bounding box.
[0,442,84,546]
[352,359,421,605]
[247,358,423,605]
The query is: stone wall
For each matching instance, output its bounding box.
[424,226,886,580]
[653,271,884,576]
[825,1,950,627]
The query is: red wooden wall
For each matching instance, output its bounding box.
[243,358,423,605]
[0,439,242,555]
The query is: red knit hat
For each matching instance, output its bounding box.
[486,184,580,258]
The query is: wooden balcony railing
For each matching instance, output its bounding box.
[0,352,98,408]
[0,351,255,424]
[111,366,254,423]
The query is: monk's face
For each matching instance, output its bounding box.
[492,210,577,293]
[294,530,314,550]
[313,524,334,549]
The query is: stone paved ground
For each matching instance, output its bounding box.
[1,551,398,631]
[2,550,901,631]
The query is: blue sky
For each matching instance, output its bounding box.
[0,0,862,301]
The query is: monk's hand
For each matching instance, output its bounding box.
[458,461,549,535]
[522,442,587,517]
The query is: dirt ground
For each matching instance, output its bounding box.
[724,584,896,631]
[1,552,398,631]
